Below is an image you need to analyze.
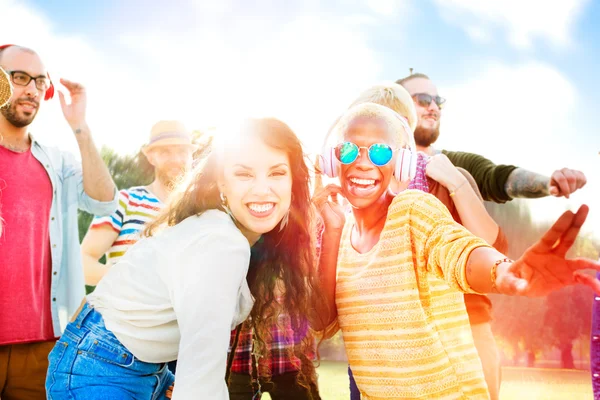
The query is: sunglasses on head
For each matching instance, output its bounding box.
[413,93,446,109]
[334,142,396,167]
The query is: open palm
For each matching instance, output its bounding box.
[58,78,87,129]
[496,205,600,296]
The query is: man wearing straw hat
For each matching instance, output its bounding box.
[0,45,118,399]
[81,120,196,286]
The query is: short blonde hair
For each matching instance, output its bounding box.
[329,102,415,151]
[349,82,418,132]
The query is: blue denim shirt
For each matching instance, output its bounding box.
[30,136,118,337]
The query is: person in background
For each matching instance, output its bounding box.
[81,120,196,286]
[396,73,587,399]
[396,73,586,203]
[81,120,197,374]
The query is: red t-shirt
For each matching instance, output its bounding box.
[0,144,55,344]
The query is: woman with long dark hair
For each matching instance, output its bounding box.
[45,118,325,399]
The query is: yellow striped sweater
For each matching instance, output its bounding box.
[332,190,491,399]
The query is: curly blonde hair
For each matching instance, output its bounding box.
[349,82,418,132]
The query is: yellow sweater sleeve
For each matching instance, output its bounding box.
[393,190,491,293]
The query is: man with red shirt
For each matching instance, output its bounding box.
[0,45,117,399]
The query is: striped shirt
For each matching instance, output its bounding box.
[330,190,491,399]
[90,187,162,265]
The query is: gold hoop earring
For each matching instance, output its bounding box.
[220,192,236,221]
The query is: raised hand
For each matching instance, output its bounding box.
[313,183,346,232]
[496,205,600,296]
[313,155,346,232]
[58,78,87,131]
[425,154,466,191]
[549,168,587,199]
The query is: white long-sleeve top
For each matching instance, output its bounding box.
[87,209,254,399]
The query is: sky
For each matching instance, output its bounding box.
[2,0,599,233]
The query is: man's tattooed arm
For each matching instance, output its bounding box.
[504,168,550,199]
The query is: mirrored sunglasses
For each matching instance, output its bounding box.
[334,142,394,167]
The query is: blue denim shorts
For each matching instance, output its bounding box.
[45,302,175,400]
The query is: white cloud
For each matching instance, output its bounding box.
[433,0,590,49]
[464,25,492,44]
[117,15,383,154]
[365,0,411,17]
[1,0,386,158]
[436,60,599,230]
[439,61,577,166]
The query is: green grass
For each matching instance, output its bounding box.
[499,367,593,400]
[261,361,593,400]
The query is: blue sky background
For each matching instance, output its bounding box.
[3,0,599,230]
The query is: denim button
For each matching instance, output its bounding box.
[594,336,599,341]
[594,373,599,378]
[595,296,600,301]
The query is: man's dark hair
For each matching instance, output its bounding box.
[396,73,430,87]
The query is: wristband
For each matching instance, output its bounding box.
[449,180,467,197]
[491,257,514,292]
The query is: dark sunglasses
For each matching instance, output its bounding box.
[334,142,396,167]
[413,93,446,109]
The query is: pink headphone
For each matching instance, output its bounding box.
[319,114,417,183]
[0,44,55,101]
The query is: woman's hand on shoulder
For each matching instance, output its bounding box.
[425,154,466,190]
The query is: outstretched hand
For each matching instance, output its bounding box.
[496,205,600,296]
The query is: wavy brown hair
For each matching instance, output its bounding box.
[144,118,326,388]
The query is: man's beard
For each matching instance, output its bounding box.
[156,167,186,191]
[414,124,440,147]
[1,99,38,128]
